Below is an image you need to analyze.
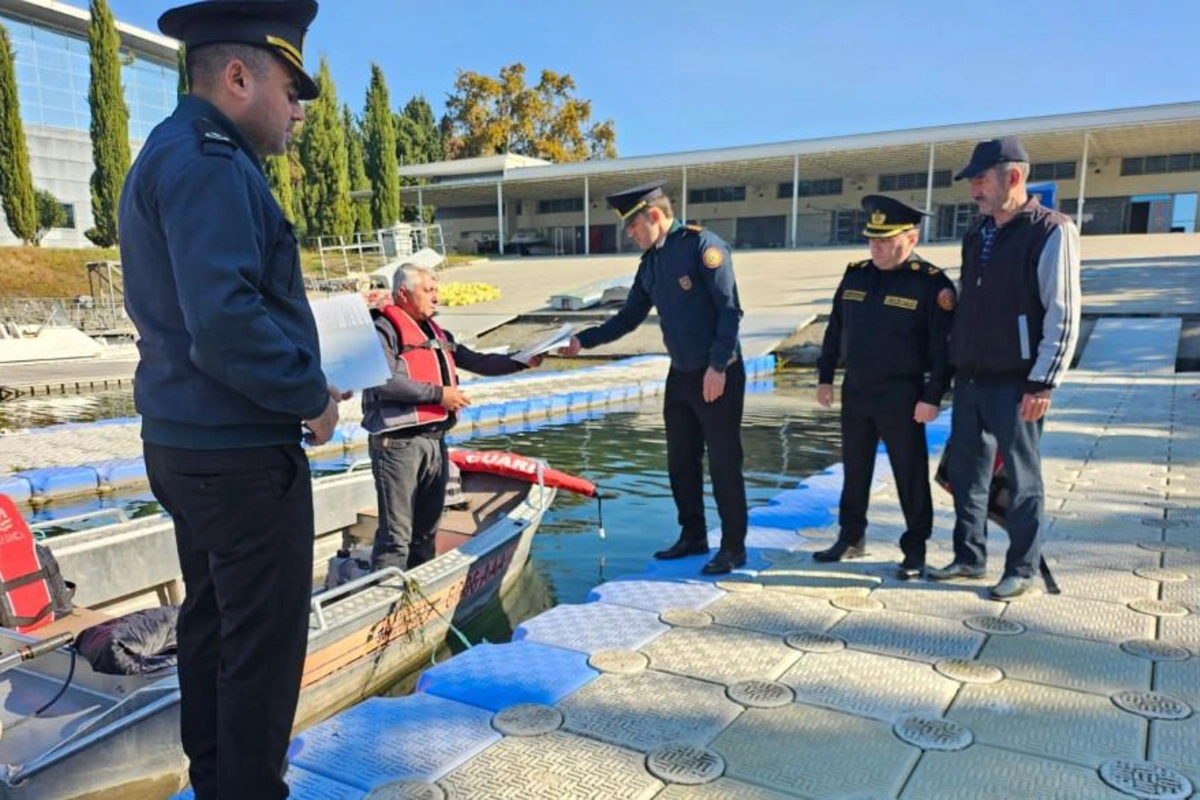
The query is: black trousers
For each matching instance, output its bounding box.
[145,442,313,800]
[948,378,1045,579]
[369,433,448,570]
[664,360,748,552]
[838,379,933,558]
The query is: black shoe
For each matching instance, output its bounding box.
[896,554,925,581]
[654,538,710,560]
[701,549,747,575]
[812,539,865,563]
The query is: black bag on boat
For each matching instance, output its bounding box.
[75,605,179,675]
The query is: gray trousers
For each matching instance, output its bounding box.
[369,433,448,570]
[948,379,1046,579]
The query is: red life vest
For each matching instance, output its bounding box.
[380,305,459,429]
[0,495,72,633]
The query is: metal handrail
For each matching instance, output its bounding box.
[309,566,408,634]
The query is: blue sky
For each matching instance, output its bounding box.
[74,0,1200,158]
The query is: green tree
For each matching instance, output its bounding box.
[362,64,399,228]
[33,188,66,245]
[85,0,131,247]
[0,25,38,244]
[298,58,352,240]
[443,63,616,162]
[342,105,372,232]
[395,95,443,167]
[265,155,296,225]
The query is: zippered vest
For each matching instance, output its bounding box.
[373,305,459,431]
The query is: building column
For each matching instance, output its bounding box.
[583,175,591,256]
[923,143,936,240]
[496,182,505,256]
[1076,131,1090,231]
[417,186,425,234]
[790,154,800,248]
[681,166,688,224]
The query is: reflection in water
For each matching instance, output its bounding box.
[464,369,839,615]
[0,390,137,430]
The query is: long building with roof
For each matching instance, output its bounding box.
[400,102,1200,256]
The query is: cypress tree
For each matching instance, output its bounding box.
[342,104,372,233]
[265,155,296,225]
[176,44,187,99]
[85,0,131,247]
[0,25,38,244]
[298,58,352,239]
[362,64,399,228]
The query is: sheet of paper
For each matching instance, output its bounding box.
[309,294,391,392]
[513,323,576,365]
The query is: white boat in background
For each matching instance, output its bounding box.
[0,322,102,365]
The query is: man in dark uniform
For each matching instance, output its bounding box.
[561,181,747,575]
[118,2,340,797]
[814,195,956,580]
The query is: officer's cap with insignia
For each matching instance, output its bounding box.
[159,0,320,101]
[607,180,667,224]
[860,194,930,239]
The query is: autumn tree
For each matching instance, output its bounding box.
[443,63,616,162]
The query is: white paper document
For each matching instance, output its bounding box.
[309,294,391,392]
[513,323,576,365]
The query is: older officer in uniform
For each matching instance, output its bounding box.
[119,2,340,797]
[814,195,956,579]
[561,181,747,575]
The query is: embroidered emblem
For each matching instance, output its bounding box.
[937,287,957,311]
[702,246,724,269]
[842,290,867,302]
[884,295,918,310]
[679,275,693,291]
[871,210,887,226]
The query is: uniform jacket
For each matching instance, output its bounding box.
[818,255,956,405]
[119,95,327,449]
[577,220,742,372]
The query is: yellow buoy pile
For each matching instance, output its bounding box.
[439,282,501,307]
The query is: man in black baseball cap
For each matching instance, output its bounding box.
[953,136,1029,180]
[928,135,1082,600]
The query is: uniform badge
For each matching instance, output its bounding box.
[842,290,866,302]
[937,287,957,311]
[702,246,724,269]
[678,275,693,291]
[884,295,918,310]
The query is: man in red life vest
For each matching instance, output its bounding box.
[361,264,538,570]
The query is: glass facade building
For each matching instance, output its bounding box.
[1,12,175,140]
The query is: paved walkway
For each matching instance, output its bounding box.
[244,317,1198,799]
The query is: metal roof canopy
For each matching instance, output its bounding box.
[402,102,1200,204]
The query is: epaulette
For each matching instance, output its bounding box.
[848,259,870,269]
[908,259,941,276]
[684,223,703,233]
[194,118,238,158]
